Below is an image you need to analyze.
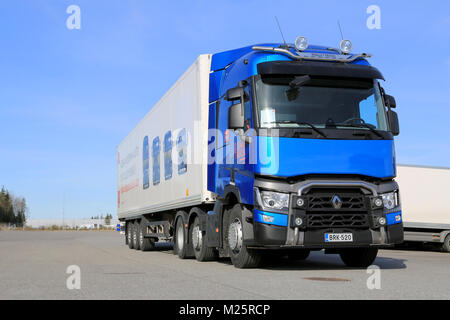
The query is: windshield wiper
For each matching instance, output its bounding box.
[265,120,327,137]
[336,123,384,139]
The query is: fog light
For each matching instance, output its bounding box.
[296,198,305,207]
[295,36,308,52]
[262,215,274,223]
[374,198,383,207]
[339,39,353,54]
[294,217,303,226]
[378,217,387,226]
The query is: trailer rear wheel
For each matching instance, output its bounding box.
[127,222,134,249]
[339,248,378,268]
[191,216,217,261]
[133,221,141,250]
[226,204,261,268]
[139,220,156,251]
[442,234,450,253]
[174,217,189,259]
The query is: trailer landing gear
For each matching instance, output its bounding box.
[140,220,156,251]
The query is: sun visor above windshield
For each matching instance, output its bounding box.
[257,61,385,80]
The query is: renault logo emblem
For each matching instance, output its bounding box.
[331,195,343,209]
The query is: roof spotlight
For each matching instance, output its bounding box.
[339,39,353,54]
[295,36,309,52]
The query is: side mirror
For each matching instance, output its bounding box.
[225,87,244,101]
[228,103,244,129]
[388,110,400,136]
[385,95,396,108]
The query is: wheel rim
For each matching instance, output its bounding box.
[192,224,202,251]
[228,218,243,254]
[176,222,184,250]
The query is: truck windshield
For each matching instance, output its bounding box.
[255,77,388,131]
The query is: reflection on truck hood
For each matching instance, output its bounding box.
[256,137,395,179]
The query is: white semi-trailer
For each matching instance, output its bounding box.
[397,165,450,252]
[117,55,213,219]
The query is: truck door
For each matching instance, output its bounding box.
[216,83,255,205]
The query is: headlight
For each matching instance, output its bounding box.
[381,191,398,210]
[260,191,289,212]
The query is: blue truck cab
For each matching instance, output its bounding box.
[205,38,403,268]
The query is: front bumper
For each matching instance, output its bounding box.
[251,218,403,248]
[249,178,404,249]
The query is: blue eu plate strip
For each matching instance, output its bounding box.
[386,211,402,226]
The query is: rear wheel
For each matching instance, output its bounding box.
[226,204,261,268]
[127,222,134,249]
[174,217,189,259]
[139,220,156,251]
[133,221,141,250]
[339,248,378,268]
[442,234,450,253]
[191,216,217,261]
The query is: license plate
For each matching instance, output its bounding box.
[325,233,353,242]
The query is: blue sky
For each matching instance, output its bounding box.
[1,1,449,219]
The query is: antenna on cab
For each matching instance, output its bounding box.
[275,16,288,48]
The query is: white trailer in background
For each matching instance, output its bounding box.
[396,165,450,252]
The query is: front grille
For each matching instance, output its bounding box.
[303,189,369,229]
[306,213,369,229]
[307,193,365,211]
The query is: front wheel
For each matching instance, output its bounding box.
[226,204,261,268]
[339,248,378,268]
[287,249,310,261]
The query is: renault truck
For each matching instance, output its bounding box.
[117,37,403,268]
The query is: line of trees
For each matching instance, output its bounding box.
[90,213,114,225]
[0,187,28,226]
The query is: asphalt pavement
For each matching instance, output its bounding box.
[0,231,449,300]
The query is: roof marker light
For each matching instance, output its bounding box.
[295,36,309,52]
[339,39,353,54]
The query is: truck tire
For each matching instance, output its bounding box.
[442,234,450,253]
[127,222,134,249]
[133,221,141,250]
[287,249,311,261]
[174,217,189,259]
[191,216,217,261]
[139,220,155,251]
[226,204,261,268]
[339,248,378,268]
